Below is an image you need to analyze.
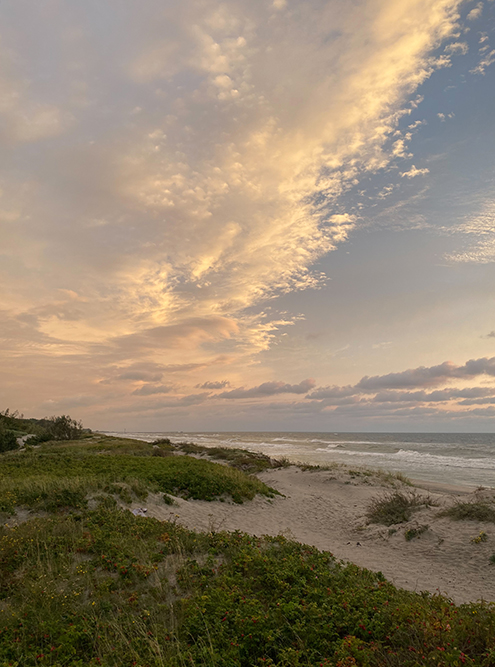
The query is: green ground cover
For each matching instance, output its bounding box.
[0,434,494,666]
[0,507,494,666]
[0,449,277,513]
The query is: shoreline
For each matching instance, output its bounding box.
[106,430,495,491]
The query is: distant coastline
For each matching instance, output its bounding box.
[105,430,495,489]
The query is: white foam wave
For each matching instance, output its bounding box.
[334,448,495,470]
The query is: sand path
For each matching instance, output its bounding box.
[135,466,495,605]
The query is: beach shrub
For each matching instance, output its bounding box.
[45,414,84,440]
[1,507,494,667]
[366,491,432,526]
[0,423,18,453]
[440,500,495,523]
[152,437,172,445]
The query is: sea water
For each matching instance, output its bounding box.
[105,431,495,489]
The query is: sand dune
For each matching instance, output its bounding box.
[135,465,495,605]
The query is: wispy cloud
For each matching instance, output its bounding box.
[2,0,488,430]
[446,199,495,263]
[401,165,430,178]
[196,380,231,390]
[219,379,316,399]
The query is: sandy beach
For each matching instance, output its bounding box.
[132,464,495,605]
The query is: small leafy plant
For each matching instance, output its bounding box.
[471,530,489,544]
[405,524,429,541]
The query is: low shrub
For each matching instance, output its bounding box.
[0,507,494,666]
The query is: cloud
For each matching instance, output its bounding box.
[470,49,495,75]
[446,199,495,263]
[356,357,495,390]
[131,384,175,396]
[40,395,102,411]
[196,380,231,389]
[1,0,479,429]
[400,165,430,178]
[307,385,356,400]
[444,41,469,55]
[116,370,163,382]
[112,317,239,355]
[219,378,315,399]
[372,387,495,403]
[466,2,483,21]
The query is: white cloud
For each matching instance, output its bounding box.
[400,165,430,178]
[444,41,469,54]
[466,2,483,21]
[470,48,495,74]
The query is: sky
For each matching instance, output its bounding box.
[2,0,495,432]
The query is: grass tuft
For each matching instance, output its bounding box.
[439,500,495,523]
[366,491,433,526]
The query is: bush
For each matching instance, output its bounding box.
[45,414,84,440]
[0,424,18,453]
[25,431,52,445]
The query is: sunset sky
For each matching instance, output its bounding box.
[2,0,495,432]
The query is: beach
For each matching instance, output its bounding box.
[130,463,495,605]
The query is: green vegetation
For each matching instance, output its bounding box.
[0,422,18,453]
[0,409,86,445]
[404,524,429,541]
[1,507,494,666]
[0,430,495,665]
[440,500,495,523]
[366,491,434,526]
[170,441,290,473]
[0,450,277,514]
[471,531,489,544]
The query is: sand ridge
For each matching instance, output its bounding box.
[132,465,495,605]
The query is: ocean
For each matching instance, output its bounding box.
[105,431,495,489]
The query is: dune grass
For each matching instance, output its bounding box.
[439,500,495,523]
[0,446,278,515]
[366,491,434,526]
